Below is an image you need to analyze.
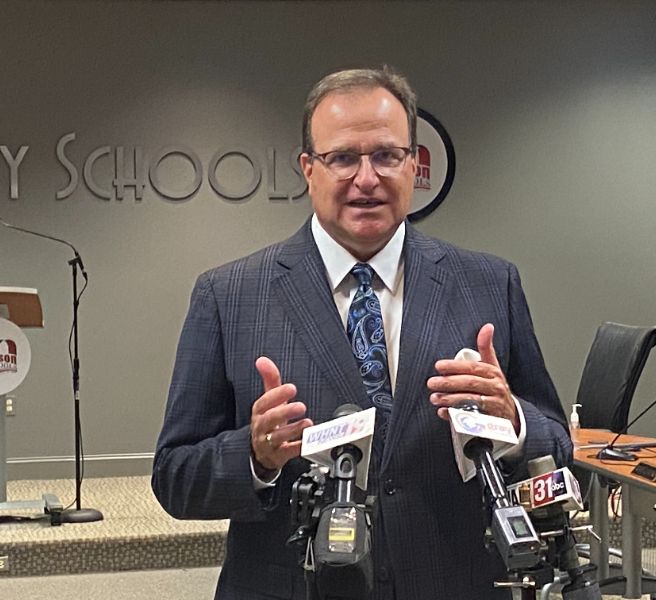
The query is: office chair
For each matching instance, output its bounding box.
[541,322,656,599]
[572,322,656,505]
[576,321,656,434]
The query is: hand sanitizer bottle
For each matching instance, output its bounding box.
[569,403,582,438]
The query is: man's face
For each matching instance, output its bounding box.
[300,87,416,261]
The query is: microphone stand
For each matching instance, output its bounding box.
[1,217,103,523]
[63,253,102,523]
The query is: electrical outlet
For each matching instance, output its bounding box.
[5,396,15,416]
[0,555,9,572]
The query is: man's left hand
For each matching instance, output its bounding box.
[427,323,520,433]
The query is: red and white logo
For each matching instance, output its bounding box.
[0,318,31,394]
[414,145,432,191]
[530,470,567,508]
[0,339,18,374]
[409,108,456,222]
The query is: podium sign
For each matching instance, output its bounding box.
[0,318,31,395]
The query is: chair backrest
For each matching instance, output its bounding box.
[577,322,656,432]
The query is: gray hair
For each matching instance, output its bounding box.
[302,66,417,154]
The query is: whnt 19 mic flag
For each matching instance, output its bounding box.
[301,406,375,490]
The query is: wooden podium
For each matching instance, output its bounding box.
[0,287,43,327]
[0,287,64,524]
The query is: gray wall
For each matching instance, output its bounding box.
[1,0,655,479]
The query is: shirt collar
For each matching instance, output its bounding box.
[311,214,405,293]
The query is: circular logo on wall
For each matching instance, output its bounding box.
[408,108,456,222]
[0,317,31,395]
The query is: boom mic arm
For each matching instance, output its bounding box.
[0,216,87,280]
[597,396,656,461]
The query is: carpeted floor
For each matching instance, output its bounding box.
[0,476,228,577]
[0,566,220,600]
[0,567,653,600]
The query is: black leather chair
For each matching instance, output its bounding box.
[576,321,656,435]
[572,322,656,506]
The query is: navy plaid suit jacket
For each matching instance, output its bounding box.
[152,218,572,599]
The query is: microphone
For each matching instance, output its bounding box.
[292,404,375,600]
[514,456,601,599]
[595,397,656,461]
[457,401,541,571]
[2,215,103,522]
[301,404,375,491]
[329,404,364,504]
[0,216,87,280]
[447,349,519,482]
[448,399,519,482]
[508,459,583,514]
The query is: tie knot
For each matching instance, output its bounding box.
[351,262,375,288]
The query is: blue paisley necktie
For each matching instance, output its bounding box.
[347,263,393,418]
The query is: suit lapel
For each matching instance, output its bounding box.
[272,220,455,469]
[271,221,372,420]
[382,225,453,471]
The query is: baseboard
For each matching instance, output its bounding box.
[6,452,155,479]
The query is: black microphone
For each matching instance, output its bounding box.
[287,403,375,600]
[456,401,541,571]
[596,397,656,461]
[311,404,373,600]
[0,216,88,280]
[524,456,601,599]
[330,404,363,504]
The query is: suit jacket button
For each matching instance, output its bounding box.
[383,479,396,495]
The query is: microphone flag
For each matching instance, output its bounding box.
[447,347,518,482]
[508,467,584,512]
[448,406,519,482]
[301,407,375,490]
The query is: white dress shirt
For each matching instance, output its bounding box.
[311,214,405,392]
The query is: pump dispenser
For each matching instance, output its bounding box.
[569,403,582,436]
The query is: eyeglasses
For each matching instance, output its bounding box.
[309,146,413,180]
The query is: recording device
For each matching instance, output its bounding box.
[631,461,656,482]
[596,396,656,461]
[515,456,601,600]
[288,404,375,600]
[456,401,541,571]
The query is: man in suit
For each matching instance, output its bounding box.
[152,67,572,599]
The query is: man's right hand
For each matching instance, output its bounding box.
[250,356,313,475]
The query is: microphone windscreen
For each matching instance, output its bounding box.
[332,403,361,420]
[527,455,557,478]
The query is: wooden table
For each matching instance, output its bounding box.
[573,428,656,598]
